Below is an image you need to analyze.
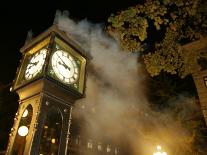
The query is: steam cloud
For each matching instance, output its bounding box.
[55,11,200,155]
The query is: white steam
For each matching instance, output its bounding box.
[56,11,200,155]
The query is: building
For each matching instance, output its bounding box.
[182,38,207,125]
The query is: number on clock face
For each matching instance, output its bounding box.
[25,49,47,80]
[51,50,79,84]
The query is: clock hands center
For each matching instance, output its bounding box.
[57,54,71,71]
[28,61,39,69]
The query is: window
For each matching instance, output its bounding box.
[75,138,79,145]
[87,140,93,149]
[12,105,33,154]
[106,145,111,153]
[39,107,62,155]
[115,147,119,154]
[98,143,102,151]
[204,77,207,88]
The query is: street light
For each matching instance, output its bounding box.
[153,145,167,155]
[18,126,29,137]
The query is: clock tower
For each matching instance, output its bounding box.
[6,25,87,155]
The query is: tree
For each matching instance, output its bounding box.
[107,0,207,78]
[107,0,207,154]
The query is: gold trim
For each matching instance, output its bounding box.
[55,37,86,94]
[79,58,86,94]
[7,95,40,155]
[27,37,51,55]
[20,25,87,57]
[204,77,207,87]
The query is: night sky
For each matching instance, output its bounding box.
[0,0,139,86]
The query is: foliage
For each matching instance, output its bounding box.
[108,1,207,154]
[147,72,196,109]
[107,0,207,78]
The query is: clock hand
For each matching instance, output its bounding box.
[28,61,39,69]
[58,61,71,71]
[31,61,38,65]
[56,54,71,71]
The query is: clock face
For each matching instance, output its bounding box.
[25,49,47,80]
[51,50,79,84]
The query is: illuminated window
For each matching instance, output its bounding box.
[98,143,102,151]
[87,140,93,149]
[75,138,79,145]
[106,145,111,153]
[39,107,62,155]
[115,147,119,154]
[204,77,207,88]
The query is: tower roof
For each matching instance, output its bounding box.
[20,24,87,58]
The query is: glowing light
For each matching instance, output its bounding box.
[22,109,28,117]
[18,126,29,136]
[87,139,93,149]
[153,152,161,155]
[106,145,111,152]
[98,143,102,151]
[154,152,167,155]
[92,108,96,113]
[157,145,162,150]
[153,145,167,155]
[51,138,56,144]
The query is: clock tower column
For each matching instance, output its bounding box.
[6,25,87,155]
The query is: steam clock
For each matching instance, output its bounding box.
[6,25,87,155]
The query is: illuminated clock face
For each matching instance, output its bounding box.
[25,49,47,80]
[51,50,79,84]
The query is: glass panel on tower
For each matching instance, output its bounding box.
[39,107,62,155]
[204,77,207,88]
[47,36,86,95]
[13,36,51,89]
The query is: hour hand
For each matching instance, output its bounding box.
[31,61,38,65]
[58,61,71,71]
[28,61,38,69]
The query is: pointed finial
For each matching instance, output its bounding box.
[53,10,69,25]
[53,10,61,25]
[62,10,69,17]
[25,30,33,45]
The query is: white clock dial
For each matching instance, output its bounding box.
[51,50,79,84]
[25,49,47,80]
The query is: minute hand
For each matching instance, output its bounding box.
[57,55,71,71]
[28,61,38,69]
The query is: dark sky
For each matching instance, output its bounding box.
[0,0,139,85]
